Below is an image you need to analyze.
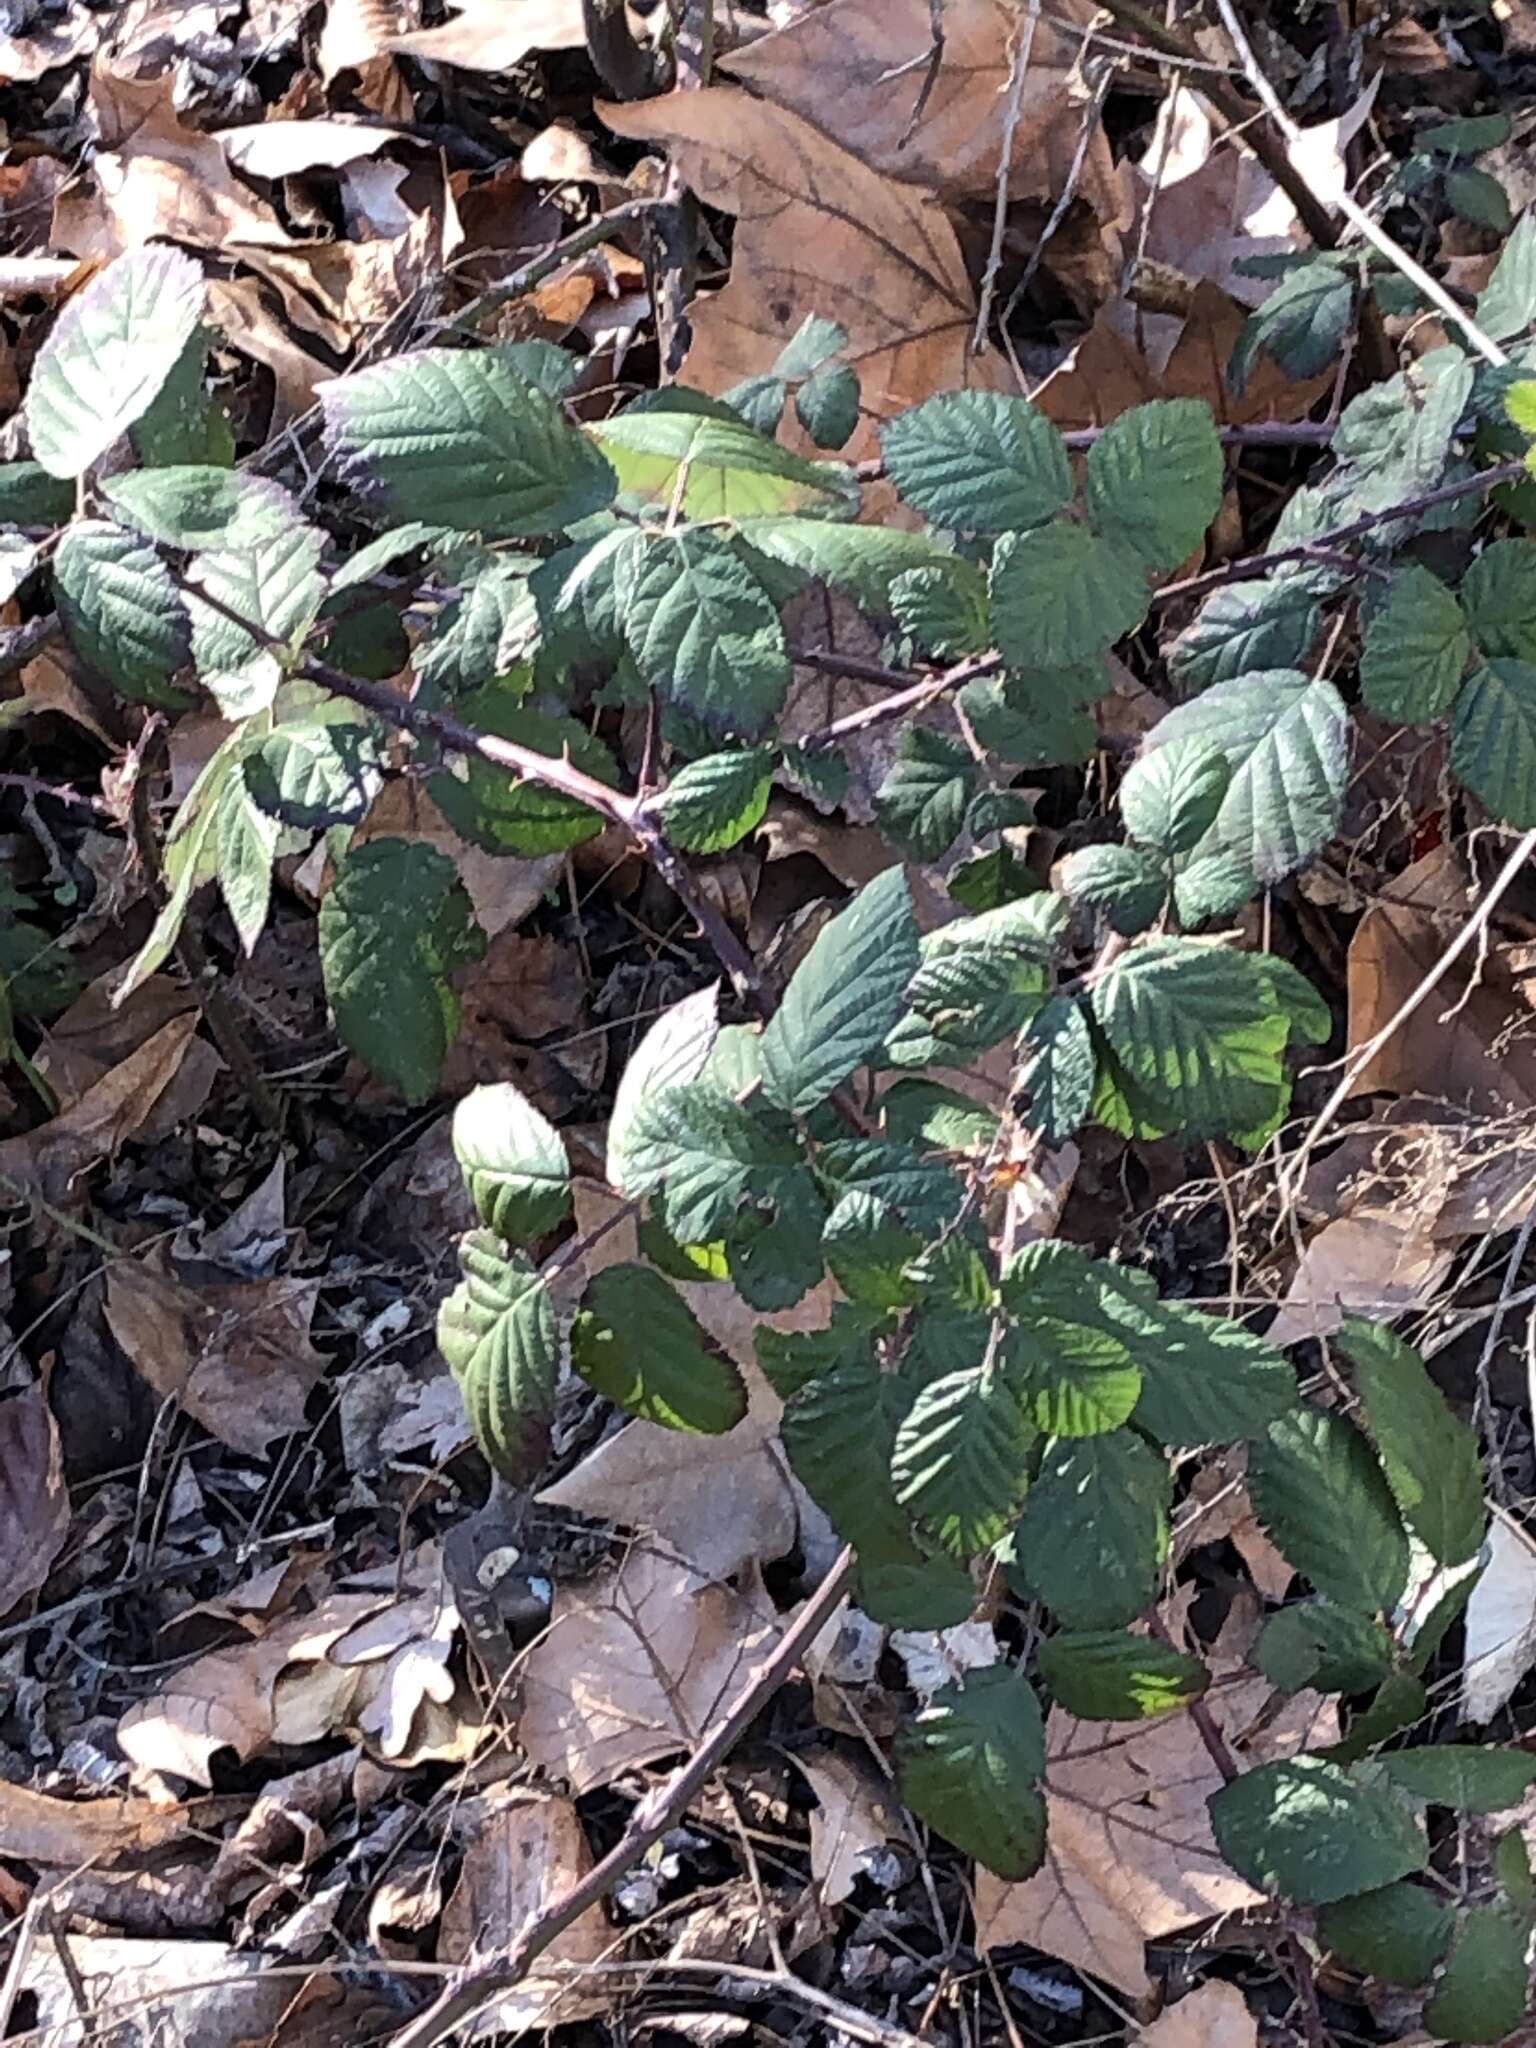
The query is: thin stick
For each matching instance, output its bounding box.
[389,1548,857,2048]
[973,0,1040,352]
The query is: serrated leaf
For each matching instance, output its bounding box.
[452,1082,569,1245]
[1425,1905,1531,2044]
[874,731,978,859]
[821,1190,922,1309]
[654,749,772,853]
[1461,538,1536,659]
[1003,1429,1170,1629]
[242,716,386,829]
[1337,1319,1486,1565]
[572,1264,746,1433]
[1249,1407,1410,1613]
[1380,1744,1536,1813]
[24,245,205,477]
[1168,578,1320,695]
[102,465,298,550]
[857,1555,979,1630]
[1121,736,1231,857]
[761,867,918,1114]
[437,1233,557,1482]
[318,837,485,1102]
[1451,658,1536,824]
[1230,260,1354,393]
[617,1083,800,1243]
[322,350,615,535]
[796,360,860,450]
[1085,399,1224,571]
[990,521,1149,667]
[890,563,989,658]
[1037,1630,1209,1719]
[187,522,326,718]
[1143,670,1348,883]
[740,518,976,611]
[1333,347,1474,520]
[1318,1881,1455,1987]
[415,558,538,699]
[1059,843,1167,935]
[0,461,73,525]
[881,390,1072,536]
[115,728,245,1000]
[1084,1276,1295,1446]
[770,312,847,380]
[51,520,190,706]
[782,1355,922,1564]
[215,775,279,953]
[429,693,615,856]
[891,1365,1035,1557]
[1477,211,1536,344]
[1210,1757,1427,1905]
[895,1668,1046,1879]
[1361,564,1471,721]
[1014,996,1096,1143]
[1255,1601,1397,1693]
[957,673,1098,769]
[590,402,845,518]
[130,328,233,467]
[1172,849,1258,926]
[621,529,789,740]
[1006,1317,1142,1437]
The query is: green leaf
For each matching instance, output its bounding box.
[782,1355,922,1564]
[318,837,485,1102]
[1168,579,1319,695]
[186,522,326,718]
[1318,1881,1455,1987]
[1337,1319,1486,1565]
[429,695,614,856]
[890,564,990,658]
[770,313,848,380]
[1461,538,1536,658]
[102,465,298,550]
[415,558,537,699]
[1004,1429,1170,1629]
[990,521,1149,667]
[115,730,244,999]
[323,350,616,536]
[1496,1826,1534,1908]
[617,1083,800,1243]
[822,1191,923,1309]
[437,1232,557,1482]
[1037,1630,1209,1719]
[1380,1745,1536,1813]
[761,867,918,1115]
[857,1555,979,1630]
[24,245,205,477]
[874,731,978,859]
[1230,259,1354,392]
[1451,658,1536,823]
[1143,670,1348,884]
[1085,399,1224,571]
[0,461,74,525]
[1449,165,1513,231]
[1361,565,1471,721]
[452,1081,569,1245]
[796,360,860,450]
[1059,843,1167,935]
[1120,736,1231,858]
[215,776,279,954]
[1086,1279,1295,1446]
[1425,1904,1532,2044]
[242,715,386,829]
[740,518,976,611]
[655,748,772,853]
[606,984,719,1198]
[621,530,789,740]
[1423,113,1511,153]
[590,403,846,519]
[957,673,1097,769]
[1210,1756,1427,1905]
[1332,348,1474,518]
[881,391,1072,536]
[130,328,233,467]
[1014,996,1096,1143]
[52,520,191,705]
[1171,849,1258,927]
[895,1668,1047,1880]
[1006,1317,1142,1437]
[1255,1601,1397,1694]
[572,1264,747,1433]
[1477,211,1536,344]
[891,1366,1035,1557]
[1249,1408,1410,1614]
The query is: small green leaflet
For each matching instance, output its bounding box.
[1120,736,1230,859]
[621,529,790,739]
[1210,1757,1427,1905]
[1230,260,1354,393]
[1005,1317,1141,1437]
[318,838,485,1102]
[242,715,386,830]
[654,749,773,852]
[452,1082,570,1245]
[895,1668,1047,1880]
[1084,399,1224,571]
[1361,565,1471,721]
[572,1265,747,1433]
[1255,1601,1397,1694]
[880,390,1073,536]
[1425,1905,1533,2045]
[874,732,978,859]
[1318,1882,1455,1988]
[186,522,326,719]
[589,402,847,518]
[1014,997,1096,1143]
[760,867,918,1115]
[0,461,74,525]
[102,465,299,550]
[437,1232,558,1482]
[990,521,1149,668]
[24,245,205,478]
[1037,1631,1209,1720]
[430,697,614,857]
[1169,578,1320,694]
[1003,1428,1170,1629]
[322,349,616,536]
[52,521,191,706]
[1248,1407,1410,1614]
[1337,1318,1485,1565]
[782,1355,924,1566]
[1451,659,1536,825]
[1460,538,1536,659]
[1379,1744,1536,1813]
[1476,210,1536,344]
[615,1083,800,1243]
[1058,844,1166,935]
[890,1366,1035,1557]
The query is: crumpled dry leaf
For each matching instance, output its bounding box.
[104,1253,327,1459]
[1139,1981,1259,2048]
[516,1540,780,1793]
[537,1186,835,1580]
[1463,1508,1536,1725]
[792,1750,900,1905]
[726,0,1116,211]
[602,85,1010,456]
[975,1673,1338,1996]
[0,1382,69,1611]
[0,1780,198,1865]
[439,1788,611,2034]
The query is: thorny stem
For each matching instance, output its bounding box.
[389,1547,859,2048]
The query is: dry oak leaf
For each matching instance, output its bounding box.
[439,1787,611,2033]
[516,1540,781,1793]
[105,1254,327,1460]
[975,1676,1338,1997]
[0,1383,70,1611]
[727,0,1117,211]
[600,85,1011,454]
[1138,1981,1259,2048]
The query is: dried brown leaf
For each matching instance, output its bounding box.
[793,1750,900,1905]
[1139,1982,1260,2048]
[0,1780,198,1865]
[388,0,595,71]
[1264,1212,1455,1347]
[0,1383,69,1611]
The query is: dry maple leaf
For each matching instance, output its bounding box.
[601,85,1012,454]
[975,1675,1338,1998]
[515,1539,781,1792]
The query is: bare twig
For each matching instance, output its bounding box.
[388,1549,858,2048]
[973,0,1040,352]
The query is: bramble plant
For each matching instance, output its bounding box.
[11,235,1536,2039]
